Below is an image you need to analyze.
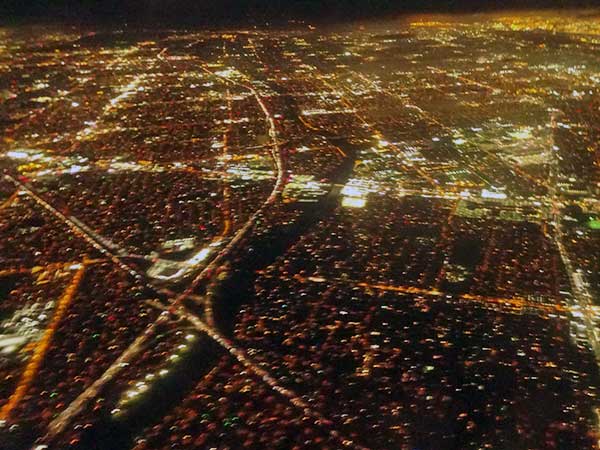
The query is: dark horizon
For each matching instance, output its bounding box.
[2,0,599,25]
[3,5,600,450]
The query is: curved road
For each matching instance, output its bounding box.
[40,61,286,444]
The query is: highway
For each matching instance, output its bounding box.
[257,272,568,315]
[182,58,286,318]
[40,59,288,444]
[545,111,600,366]
[0,262,87,422]
[150,301,371,450]
[553,214,600,362]
[552,207,600,439]
[44,313,167,438]
[4,175,144,282]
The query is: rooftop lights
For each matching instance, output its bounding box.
[481,189,508,200]
[509,128,533,140]
[186,248,212,266]
[67,165,84,174]
[6,150,42,161]
[215,68,238,78]
[342,196,366,208]
[341,185,364,197]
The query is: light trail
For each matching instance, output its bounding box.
[350,69,548,191]
[550,158,600,439]
[204,73,242,317]
[0,262,86,421]
[470,226,497,295]
[555,234,600,354]
[332,144,347,158]
[0,267,30,278]
[75,73,145,142]
[149,301,371,450]
[178,59,286,302]
[426,65,500,94]
[204,86,234,328]
[433,199,460,288]
[219,88,234,239]
[0,260,104,280]
[42,55,288,443]
[5,42,141,139]
[45,314,166,438]
[4,175,144,282]
[298,113,321,131]
[280,52,442,192]
[257,273,568,315]
[0,190,19,210]
[548,112,600,366]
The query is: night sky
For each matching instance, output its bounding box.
[1,0,599,24]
